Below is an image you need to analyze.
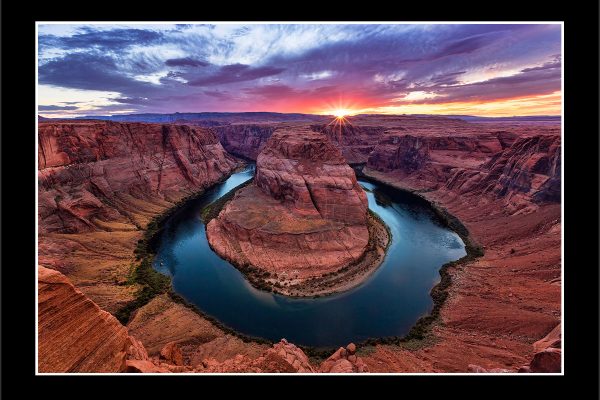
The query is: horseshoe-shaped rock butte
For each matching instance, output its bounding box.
[207,128,389,296]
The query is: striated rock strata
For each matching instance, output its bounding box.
[38,120,239,234]
[207,128,376,292]
[38,121,241,313]
[38,266,148,372]
[212,124,276,159]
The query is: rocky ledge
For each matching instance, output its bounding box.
[207,128,388,296]
[38,265,370,373]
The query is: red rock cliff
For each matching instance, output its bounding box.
[311,123,387,164]
[38,121,240,234]
[366,131,560,207]
[212,124,276,160]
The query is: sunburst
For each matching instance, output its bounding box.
[332,108,352,118]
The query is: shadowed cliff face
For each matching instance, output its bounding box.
[212,124,276,160]
[481,135,561,204]
[311,124,388,164]
[38,121,240,234]
[366,135,430,173]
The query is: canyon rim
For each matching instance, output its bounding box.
[36,22,562,374]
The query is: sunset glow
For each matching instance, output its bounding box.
[38,23,562,118]
[332,109,353,118]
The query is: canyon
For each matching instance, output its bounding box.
[37,115,561,373]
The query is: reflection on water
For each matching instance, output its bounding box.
[153,165,465,347]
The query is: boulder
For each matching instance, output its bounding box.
[160,341,184,366]
[530,348,561,373]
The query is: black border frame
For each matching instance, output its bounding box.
[1,1,598,396]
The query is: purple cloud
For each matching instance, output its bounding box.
[165,57,209,67]
[39,105,79,111]
[188,64,285,86]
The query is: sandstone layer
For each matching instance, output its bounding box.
[38,266,148,372]
[38,121,241,312]
[39,121,239,234]
[207,128,384,294]
[212,124,276,159]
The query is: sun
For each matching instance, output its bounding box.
[332,108,351,118]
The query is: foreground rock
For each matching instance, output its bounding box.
[197,339,316,373]
[518,323,561,373]
[319,343,368,373]
[207,128,380,294]
[38,266,148,372]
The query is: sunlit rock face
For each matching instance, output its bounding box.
[255,128,369,225]
[207,128,370,280]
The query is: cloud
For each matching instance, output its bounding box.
[38,105,79,111]
[429,71,467,86]
[188,63,285,86]
[433,33,497,58]
[39,27,162,50]
[402,60,561,104]
[202,90,233,100]
[165,57,209,67]
[112,97,150,104]
[520,56,561,73]
[39,52,150,93]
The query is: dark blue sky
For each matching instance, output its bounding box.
[38,23,562,117]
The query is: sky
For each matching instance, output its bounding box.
[37,23,562,118]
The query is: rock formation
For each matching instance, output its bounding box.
[212,124,276,159]
[366,131,560,207]
[197,339,316,373]
[367,134,430,173]
[319,343,368,373]
[207,128,372,286]
[38,266,148,372]
[518,323,561,373]
[38,121,240,234]
[311,123,387,164]
[38,120,241,313]
[360,118,560,373]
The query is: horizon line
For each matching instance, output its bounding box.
[38,111,562,119]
